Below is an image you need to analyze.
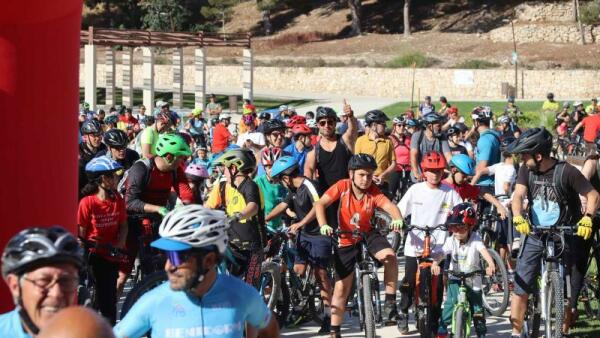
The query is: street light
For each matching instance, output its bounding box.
[503,18,518,99]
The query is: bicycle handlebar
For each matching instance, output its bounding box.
[405,224,447,232]
[447,269,483,280]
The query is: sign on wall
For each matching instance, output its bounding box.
[453,70,474,86]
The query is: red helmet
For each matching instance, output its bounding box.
[292,124,312,135]
[420,151,447,171]
[261,147,283,166]
[446,202,477,228]
[286,115,306,128]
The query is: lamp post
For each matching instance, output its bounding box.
[503,18,518,99]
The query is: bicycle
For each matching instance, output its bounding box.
[265,228,325,327]
[333,229,383,338]
[522,225,572,338]
[78,240,129,312]
[578,227,600,320]
[405,224,446,338]
[446,269,483,338]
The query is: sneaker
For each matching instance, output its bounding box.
[382,302,399,325]
[318,316,331,334]
[397,313,409,335]
[436,334,448,338]
[329,332,341,338]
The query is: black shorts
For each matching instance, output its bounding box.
[334,231,391,280]
[295,232,332,269]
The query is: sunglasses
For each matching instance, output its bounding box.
[165,250,195,267]
[318,120,336,127]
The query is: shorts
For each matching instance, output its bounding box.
[334,231,391,280]
[295,232,332,269]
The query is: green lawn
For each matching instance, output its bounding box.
[381,101,561,129]
[79,88,311,111]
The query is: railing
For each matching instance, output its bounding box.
[81,27,251,48]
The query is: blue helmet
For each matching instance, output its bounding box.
[226,144,241,150]
[85,156,123,181]
[423,113,441,124]
[449,154,475,176]
[406,119,418,127]
[271,156,299,178]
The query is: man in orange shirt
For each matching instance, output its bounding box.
[211,114,232,154]
[571,108,600,154]
[315,154,403,337]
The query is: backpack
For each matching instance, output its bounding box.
[117,158,178,197]
[526,161,571,227]
[416,131,443,154]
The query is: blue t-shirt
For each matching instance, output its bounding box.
[189,118,206,136]
[0,309,32,338]
[475,129,501,186]
[284,143,310,176]
[115,274,271,338]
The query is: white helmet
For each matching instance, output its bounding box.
[219,113,232,120]
[151,205,230,254]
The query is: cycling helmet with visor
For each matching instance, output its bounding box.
[348,153,377,171]
[81,120,102,135]
[271,156,299,179]
[155,133,193,158]
[420,151,447,171]
[85,156,123,181]
[103,129,129,148]
[445,203,477,233]
[506,127,552,156]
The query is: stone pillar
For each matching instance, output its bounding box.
[84,44,97,110]
[105,47,116,107]
[142,47,154,112]
[242,48,253,102]
[194,47,207,112]
[122,47,134,108]
[172,47,184,109]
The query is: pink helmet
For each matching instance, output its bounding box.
[185,163,209,179]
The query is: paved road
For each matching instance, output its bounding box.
[281,258,513,338]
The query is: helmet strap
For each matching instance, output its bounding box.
[188,253,209,291]
[17,282,40,335]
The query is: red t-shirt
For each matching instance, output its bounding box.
[78,194,126,245]
[447,181,480,202]
[212,124,231,153]
[324,179,389,246]
[582,114,600,142]
[143,165,194,206]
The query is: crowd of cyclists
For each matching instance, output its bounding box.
[3,92,600,338]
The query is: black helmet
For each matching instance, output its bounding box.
[472,106,492,123]
[454,122,468,133]
[315,106,338,122]
[547,92,554,100]
[103,128,129,148]
[423,113,442,125]
[506,127,553,156]
[501,136,517,151]
[365,110,390,125]
[446,127,460,136]
[348,153,377,171]
[81,119,102,135]
[2,227,84,277]
[262,119,286,134]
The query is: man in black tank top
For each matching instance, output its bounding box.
[305,103,358,228]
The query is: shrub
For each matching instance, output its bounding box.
[580,0,600,25]
[454,59,500,69]
[384,52,439,68]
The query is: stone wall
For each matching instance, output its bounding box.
[515,1,577,22]
[80,64,600,100]
[490,22,598,44]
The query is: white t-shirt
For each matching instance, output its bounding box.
[486,163,516,196]
[398,182,463,258]
[442,232,486,290]
[236,132,266,147]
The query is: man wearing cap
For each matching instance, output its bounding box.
[419,96,435,116]
[572,103,600,154]
[212,114,233,155]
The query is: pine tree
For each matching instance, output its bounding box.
[140,0,191,32]
[200,0,237,34]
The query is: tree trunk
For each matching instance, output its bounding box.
[262,10,272,35]
[403,0,411,37]
[347,0,362,36]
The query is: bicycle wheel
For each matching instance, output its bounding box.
[361,274,376,338]
[545,271,564,338]
[374,209,401,252]
[581,279,600,319]
[259,261,281,310]
[481,249,509,316]
[275,273,291,327]
[120,271,167,320]
[417,268,434,338]
[453,306,466,338]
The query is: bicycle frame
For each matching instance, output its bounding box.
[407,225,446,308]
[536,226,570,321]
[448,270,482,338]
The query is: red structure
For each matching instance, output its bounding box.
[0,0,82,311]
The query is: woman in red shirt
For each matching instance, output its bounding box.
[388,116,412,201]
[78,156,128,325]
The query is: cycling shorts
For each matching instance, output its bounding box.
[295,232,332,269]
[334,231,391,279]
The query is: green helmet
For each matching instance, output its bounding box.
[216,148,256,173]
[155,133,192,157]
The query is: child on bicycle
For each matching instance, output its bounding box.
[432,203,496,338]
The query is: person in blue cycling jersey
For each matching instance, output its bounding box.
[0,227,84,338]
[115,205,279,338]
[284,124,313,176]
